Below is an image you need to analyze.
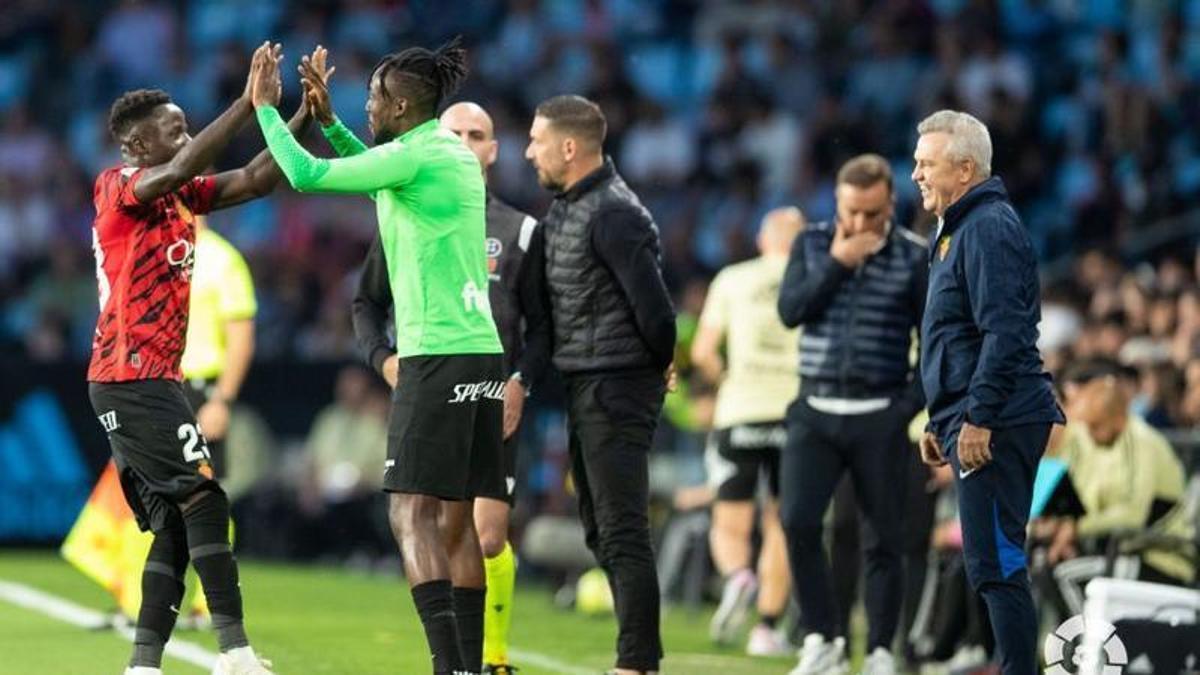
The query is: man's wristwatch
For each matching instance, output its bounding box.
[509,371,530,396]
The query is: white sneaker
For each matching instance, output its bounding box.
[788,633,848,675]
[946,644,988,671]
[861,647,897,675]
[745,623,792,657]
[709,568,757,645]
[124,668,162,675]
[211,646,275,675]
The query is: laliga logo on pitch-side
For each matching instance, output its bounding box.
[1043,614,1127,675]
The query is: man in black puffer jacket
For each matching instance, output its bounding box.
[525,95,675,675]
[777,154,928,675]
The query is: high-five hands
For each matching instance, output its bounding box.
[298,45,337,126]
[249,41,284,109]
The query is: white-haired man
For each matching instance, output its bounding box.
[913,110,1063,675]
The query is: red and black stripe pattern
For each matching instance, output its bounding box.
[87,166,216,382]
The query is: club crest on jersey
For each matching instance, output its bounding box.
[485,239,503,276]
[938,235,952,261]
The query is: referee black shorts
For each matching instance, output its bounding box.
[88,379,218,532]
[474,432,518,507]
[385,353,505,501]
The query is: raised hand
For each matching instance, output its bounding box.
[243,41,268,103]
[830,224,884,268]
[298,45,337,126]
[250,42,284,109]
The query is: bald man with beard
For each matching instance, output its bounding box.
[351,101,551,674]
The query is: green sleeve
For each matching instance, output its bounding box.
[256,106,419,194]
[321,117,369,158]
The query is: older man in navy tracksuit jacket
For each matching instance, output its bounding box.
[913,110,1063,675]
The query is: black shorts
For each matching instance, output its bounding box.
[705,421,785,500]
[385,354,504,501]
[88,379,218,532]
[182,378,226,480]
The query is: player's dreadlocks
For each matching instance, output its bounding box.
[372,36,468,119]
[108,88,172,139]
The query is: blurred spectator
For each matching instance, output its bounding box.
[295,366,391,561]
[96,0,176,87]
[1035,375,1196,615]
[304,366,387,500]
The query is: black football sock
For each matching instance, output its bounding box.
[182,489,247,652]
[130,520,189,668]
[413,580,465,674]
[453,586,486,672]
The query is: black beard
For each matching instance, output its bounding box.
[373,129,395,145]
[537,174,564,193]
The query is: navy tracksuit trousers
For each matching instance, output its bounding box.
[945,422,1052,675]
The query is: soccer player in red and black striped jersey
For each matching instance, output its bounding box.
[88,42,315,675]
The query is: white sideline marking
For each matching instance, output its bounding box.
[0,577,602,675]
[0,578,218,671]
[669,651,781,666]
[508,647,593,675]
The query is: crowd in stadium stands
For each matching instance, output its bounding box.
[1044,248,1200,429]
[4,0,1200,367]
[5,1,1200,669]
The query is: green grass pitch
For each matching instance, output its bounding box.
[0,550,802,674]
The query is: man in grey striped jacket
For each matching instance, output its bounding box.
[777,154,929,675]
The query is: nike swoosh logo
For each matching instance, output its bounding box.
[959,468,976,479]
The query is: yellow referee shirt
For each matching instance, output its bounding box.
[181,227,257,381]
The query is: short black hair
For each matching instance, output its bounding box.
[109,89,172,139]
[534,95,607,149]
[372,36,468,118]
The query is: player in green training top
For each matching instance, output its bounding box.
[249,40,503,675]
